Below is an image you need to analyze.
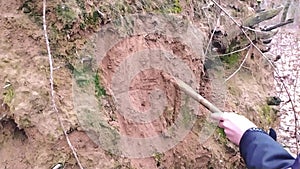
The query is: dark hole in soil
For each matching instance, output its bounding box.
[0,117,28,142]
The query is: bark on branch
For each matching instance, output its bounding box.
[212,6,293,54]
[262,18,294,31]
[242,6,283,27]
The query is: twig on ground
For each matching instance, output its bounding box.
[200,2,215,33]
[243,26,263,33]
[211,0,299,154]
[225,46,252,82]
[52,163,64,169]
[212,45,250,57]
[0,114,6,121]
[96,9,105,17]
[43,0,84,168]
[205,17,220,55]
[205,26,216,55]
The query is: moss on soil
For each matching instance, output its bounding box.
[259,104,277,127]
[3,83,14,105]
[216,127,228,144]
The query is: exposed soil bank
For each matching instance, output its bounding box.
[0,0,286,168]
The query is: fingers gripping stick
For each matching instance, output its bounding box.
[165,75,258,145]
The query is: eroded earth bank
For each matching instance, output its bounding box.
[0,0,295,168]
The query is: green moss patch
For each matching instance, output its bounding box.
[3,83,15,105]
[259,104,277,126]
[220,52,240,67]
[216,127,227,144]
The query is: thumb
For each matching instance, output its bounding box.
[210,112,225,121]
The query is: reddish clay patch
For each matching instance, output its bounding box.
[100,33,207,139]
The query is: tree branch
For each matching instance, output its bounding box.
[242,6,283,27]
[212,45,250,57]
[211,2,283,53]
[205,17,220,55]
[261,18,294,31]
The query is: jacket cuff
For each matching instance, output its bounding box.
[239,127,268,153]
[292,154,300,169]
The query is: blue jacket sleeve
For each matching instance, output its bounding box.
[239,128,296,169]
[293,155,300,169]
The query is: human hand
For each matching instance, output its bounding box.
[211,112,257,145]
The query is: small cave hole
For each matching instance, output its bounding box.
[0,117,28,142]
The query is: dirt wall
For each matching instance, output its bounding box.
[0,0,280,169]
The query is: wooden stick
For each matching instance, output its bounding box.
[163,73,222,113]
